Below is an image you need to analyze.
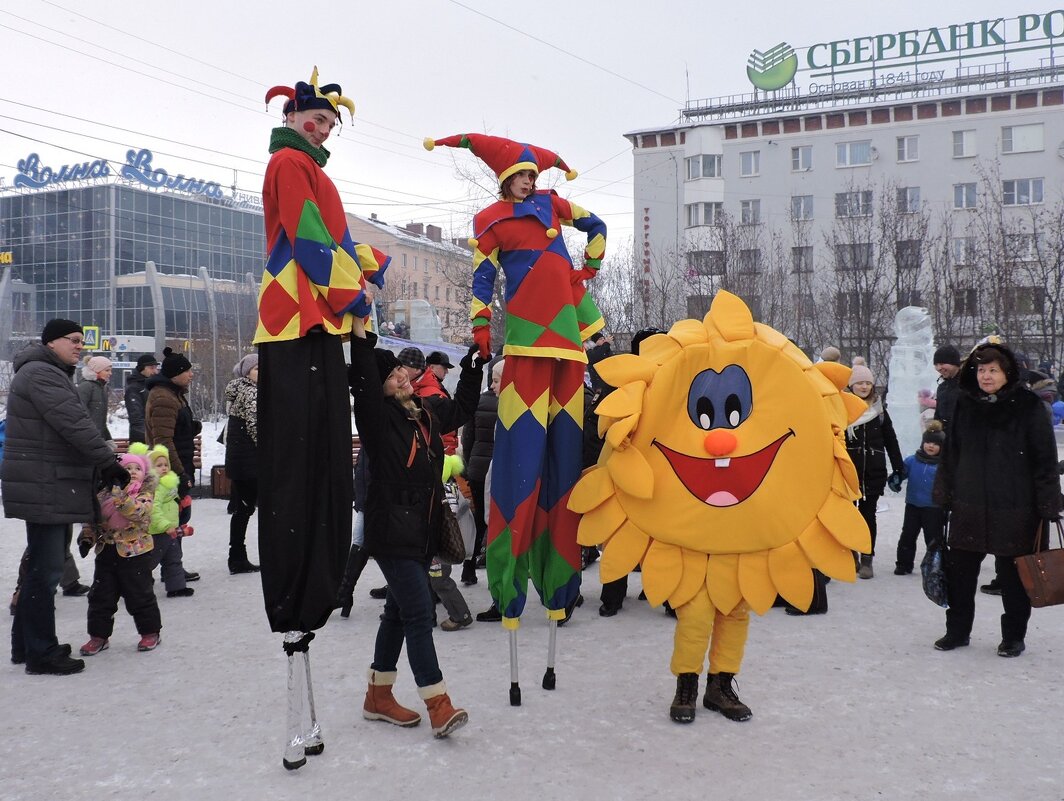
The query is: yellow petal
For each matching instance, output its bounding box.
[813,361,852,390]
[707,290,756,342]
[752,322,790,351]
[835,457,861,499]
[817,492,872,554]
[606,445,654,499]
[668,319,710,347]
[737,551,777,615]
[596,382,645,418]
[641,540,683,607]
[797,519,855,581]
[669,548,708,609]
[805,364,840,397]
[639,333,681,366]
[782,340,813,370]
[768,541,814,610]
[600,520,650,583]
[594,354,657,388]
[841,392,868,424]
[568,466,615,514]
[576,495,627,547]
[605,414,640,450]
[706,553,742,615]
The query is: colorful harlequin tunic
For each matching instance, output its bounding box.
[256,129,389,634]
[476,190,606,625]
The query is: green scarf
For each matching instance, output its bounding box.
[269,126,330,167]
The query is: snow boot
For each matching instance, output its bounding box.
[228,544,260,574]
[418,681,468,738]
[703,672,752,722]
[80,636,109,656]
[857,555,874,580]
[363,669,421,727]
[670,672,699,723]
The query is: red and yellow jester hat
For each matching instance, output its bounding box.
[265,66,356,122]
[423,133,577,184]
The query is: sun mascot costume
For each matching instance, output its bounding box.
[569,290,871,723]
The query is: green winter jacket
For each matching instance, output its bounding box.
[149,470,180,535]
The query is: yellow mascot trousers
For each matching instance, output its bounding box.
[670,587,750,676]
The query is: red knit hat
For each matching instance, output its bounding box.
[423,133,577,185]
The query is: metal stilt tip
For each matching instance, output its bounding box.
[510,682,522,706]
[542,667,556,690]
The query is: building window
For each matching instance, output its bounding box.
[895,239,922,270]
[1004,286,1045,314]
[798,293,815,317]
[1002,123,1044,154]
[740,199,761,225]
[953,288,977,316]
[835,242,873,271]
[686,154,722,180]
[740,150,760,177]
[792,245,813,273]
[791,195,814,221]
[738,249,762,273]
[435,285,440,300]
[446,286,451,301]
[1006,233,1044,261]
[953,183,977,209]
[402,253,408,267]
[896,187,921,214]
[897,289,922,308]
[952,130,976,158]
[836,290,872,317]
[411,281,418,296]
[791,145,812,171]
[685,202,724,227]
[1002,178,1044,206]
[836,140,872,167]
[896,135,919,162]
[952,236,975,265]
[687,250,725,276]
[835,190,873,218]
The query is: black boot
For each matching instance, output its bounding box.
[337,545,370,618]
[703,672,752,721]
[670,673,699,723]
[460,560,477,586]
[228,545,260,575]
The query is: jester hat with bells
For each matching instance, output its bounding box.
[265,67,355,122]
[423,133,578,186]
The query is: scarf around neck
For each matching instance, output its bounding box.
[269,126,330,167]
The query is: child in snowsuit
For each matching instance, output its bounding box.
[888,422,946,574]
[145,445,194,597]
[80,448,162,655]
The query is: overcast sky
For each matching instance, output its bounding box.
[0,0,1021,247]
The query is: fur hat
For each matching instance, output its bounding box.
[849,364,875,386]
[82,356,112,380]
[41,318,82,344]
[933,345,961,366]
[424,133,577,185]
[161,347,192,379]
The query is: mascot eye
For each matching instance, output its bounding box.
[687,366,753,431]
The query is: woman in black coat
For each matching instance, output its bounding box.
[845,363,905,579]
[458,358,502,585]
[223,354,260,574]
[932,342,1061,657]
[348,318,484,738]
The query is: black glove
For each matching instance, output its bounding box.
[460,344,489,372]
[179,473,194,495]
[100,459,130,490]
[887,471,903,493]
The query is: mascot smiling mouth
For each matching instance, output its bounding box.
[653,430,794,507]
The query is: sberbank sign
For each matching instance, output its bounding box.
[747,11,1064,90]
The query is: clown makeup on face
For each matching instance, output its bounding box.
[153,456,170,477]
[287,108,337,149]
[501,169,537,202]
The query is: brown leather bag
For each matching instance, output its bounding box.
[1015,520,1064,608]
[438,502,467,565]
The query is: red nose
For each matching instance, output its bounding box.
[703,429,737,457]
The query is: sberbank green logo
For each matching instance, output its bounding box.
[747,42,798,91]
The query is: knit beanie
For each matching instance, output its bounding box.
[161,347,192,379]
[143,443,171,470]
[820,346,841,363]
[933,345,961,366]
[922,420,945,446]
[82,356,112,380]
[849,364,875,386]
[233,353,259,378]
[41,318,82,344]
[118,450,151,477]
[373,348,401,383]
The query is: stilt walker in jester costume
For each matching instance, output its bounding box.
[424,133,606,704]
[256,68,389,769]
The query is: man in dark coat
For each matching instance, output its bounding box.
[932,342,1061,657]
[460,358,503,586]
[2,319,128,675]
[585,332,613,395]
[124,354,159,444]
[932,345,962,430]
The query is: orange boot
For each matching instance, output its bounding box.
[418,681,468,738]
[363,669,422,727]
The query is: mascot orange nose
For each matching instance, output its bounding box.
[703,429,737,457]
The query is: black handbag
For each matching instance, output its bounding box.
[438,502,466,565]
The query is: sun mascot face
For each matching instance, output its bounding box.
[569,291,871,614]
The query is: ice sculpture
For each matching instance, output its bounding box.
[887,307,941,459]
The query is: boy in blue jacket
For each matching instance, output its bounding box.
[888,421,946,574]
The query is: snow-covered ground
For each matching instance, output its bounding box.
[2,426,1063,799]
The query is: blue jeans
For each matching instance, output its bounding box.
[11,523,71,664]
[371,557,442,688]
